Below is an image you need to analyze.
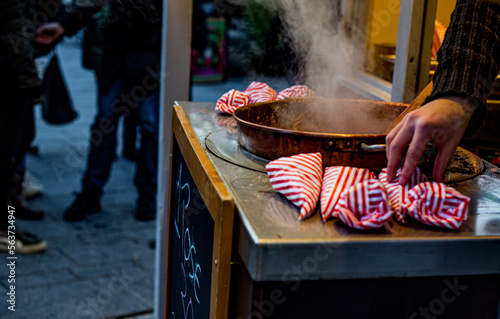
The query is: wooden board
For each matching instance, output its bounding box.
[168,139,215,318]
[165,104,235,319]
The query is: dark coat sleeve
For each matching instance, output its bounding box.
[427,0,500,135]
[0,0,41,96]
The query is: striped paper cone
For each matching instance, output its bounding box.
[244,81,277,104]
[266,153,323,220]
[320,166,376,221]
[276,85,316,100]
[215,89,250,114]
[334,179,392,230]
[378,167,428,223]
[405,181,469,230]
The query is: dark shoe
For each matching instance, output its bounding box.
[64,192,101,222]
[13,200,44,220]
[0,229,47,254]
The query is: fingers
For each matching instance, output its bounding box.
[432,143,457,183]
[385,98,472,185]
[36,36,51,45]
[36,23,64,45]
[398,130,431,185]
[385,120,410,182]
[385,120,402,160]
[36,27,53,44]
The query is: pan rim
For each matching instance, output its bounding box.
[232,97,408,139]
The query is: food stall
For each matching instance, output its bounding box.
[155,1,500,318]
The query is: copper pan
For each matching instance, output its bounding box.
[232,97,408,172]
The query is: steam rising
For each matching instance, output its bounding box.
[276,0,364,97]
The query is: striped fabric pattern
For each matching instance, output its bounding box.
[334,179,392,230]
[405,181,469,230]
[244,81,278,104]
[276,85,316,100]
[378,168,428,223]
[266,153,323,220]
[215,89,250,114]
[320,166,376,221]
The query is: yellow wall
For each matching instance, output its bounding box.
[365,0,457,73]
[367,0,400,46]
[367,0,457,47]
[436,0,457,27]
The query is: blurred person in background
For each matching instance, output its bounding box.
[37,0,162,222]
[79,4,140,162]
[6,0,65,221]
[7,0,65,221]
[0,0,48,254]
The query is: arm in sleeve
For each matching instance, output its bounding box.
[427,0,500,135]
[0,0,41,95]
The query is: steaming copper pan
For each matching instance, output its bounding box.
[232,97,408,172]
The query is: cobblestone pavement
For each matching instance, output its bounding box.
[1,38,288,319]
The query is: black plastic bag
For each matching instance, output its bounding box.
[41,53,78,124]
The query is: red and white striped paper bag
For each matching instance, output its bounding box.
[378,167,428,223]
[244,81,277,104]
[276,85,316,100]
[266,153,323,220]
[320,166,376,221]
[215,89,250,114]
[405,182,469,230]
[334,179,392,230]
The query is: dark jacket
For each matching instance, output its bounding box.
[60,0,162,93]
[0,0,41,99]
[428,0,500,135]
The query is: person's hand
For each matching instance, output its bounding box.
[385,96,475,185]
[36,22,65,45]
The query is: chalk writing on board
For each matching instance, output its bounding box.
[172,163,202,319]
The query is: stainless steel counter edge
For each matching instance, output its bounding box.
[237,223,500,281]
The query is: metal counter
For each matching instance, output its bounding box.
[177,101,500,282]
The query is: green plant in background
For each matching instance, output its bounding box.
[242,0,276,50]
[242,0,287,75]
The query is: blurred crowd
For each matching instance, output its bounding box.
[1,0,162,255]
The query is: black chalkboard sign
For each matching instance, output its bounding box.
[169,141,214,319]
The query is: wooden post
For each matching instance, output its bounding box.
[391,0,437,103]
[155,0,193,318]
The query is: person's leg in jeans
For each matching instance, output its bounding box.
[64,78,125,221]
[134,90,159,221]
[122,108,139,161]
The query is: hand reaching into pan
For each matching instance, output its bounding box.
[385,96,475,185]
